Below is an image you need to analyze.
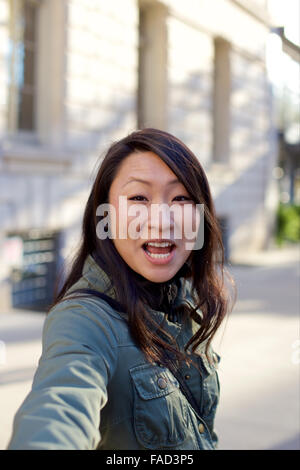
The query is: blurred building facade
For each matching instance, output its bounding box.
[0,0,278,310]
[271,27,300,205]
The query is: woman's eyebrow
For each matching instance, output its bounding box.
[122,177,180,188]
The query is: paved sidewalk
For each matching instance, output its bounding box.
[0,246,299,450]
[214,245,300,450]
[0,311,45,450]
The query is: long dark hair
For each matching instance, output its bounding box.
[50,128,235,368]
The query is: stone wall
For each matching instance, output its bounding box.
[0,0,278,309]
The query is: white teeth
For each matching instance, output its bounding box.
[143,241,175,259]
[146,251,171,259]
[146,241,173,247]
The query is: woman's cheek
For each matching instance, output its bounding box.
[172,204,197,245]
[111,206,132,240]
[128,205,150,240]
[181,205,200,250]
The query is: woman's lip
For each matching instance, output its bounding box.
[142,245,176,265]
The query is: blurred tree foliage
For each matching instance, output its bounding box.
[276,203,300,245]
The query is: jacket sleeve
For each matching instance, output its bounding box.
[7,298,119,450]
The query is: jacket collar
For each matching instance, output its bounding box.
[74,254,195,340]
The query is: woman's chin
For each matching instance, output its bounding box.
[142,274,169,283]
[135,264,179,284]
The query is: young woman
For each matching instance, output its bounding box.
[8,128,235,450]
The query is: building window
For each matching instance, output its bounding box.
[8,0,38,132]
[213,37,231,162]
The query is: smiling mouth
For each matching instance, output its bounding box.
[142,241,176,259]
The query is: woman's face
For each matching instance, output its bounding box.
[108,151,198,283]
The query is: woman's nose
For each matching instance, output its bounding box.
[147,203,175,239]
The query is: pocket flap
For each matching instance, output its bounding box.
[130,363,180,400]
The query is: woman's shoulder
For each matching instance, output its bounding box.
[44,293,126,354]
[52,288,127,322]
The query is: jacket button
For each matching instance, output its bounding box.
[185,374,191,380]
[157,377,167,389]
[198,423,205,433]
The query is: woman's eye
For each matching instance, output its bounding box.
[128,195,192,202]
[129,195,147,201]
[173,195,192,202]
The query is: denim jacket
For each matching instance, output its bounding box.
[8,255,221,450]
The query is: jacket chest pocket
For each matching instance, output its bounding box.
[130,363,189,449]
